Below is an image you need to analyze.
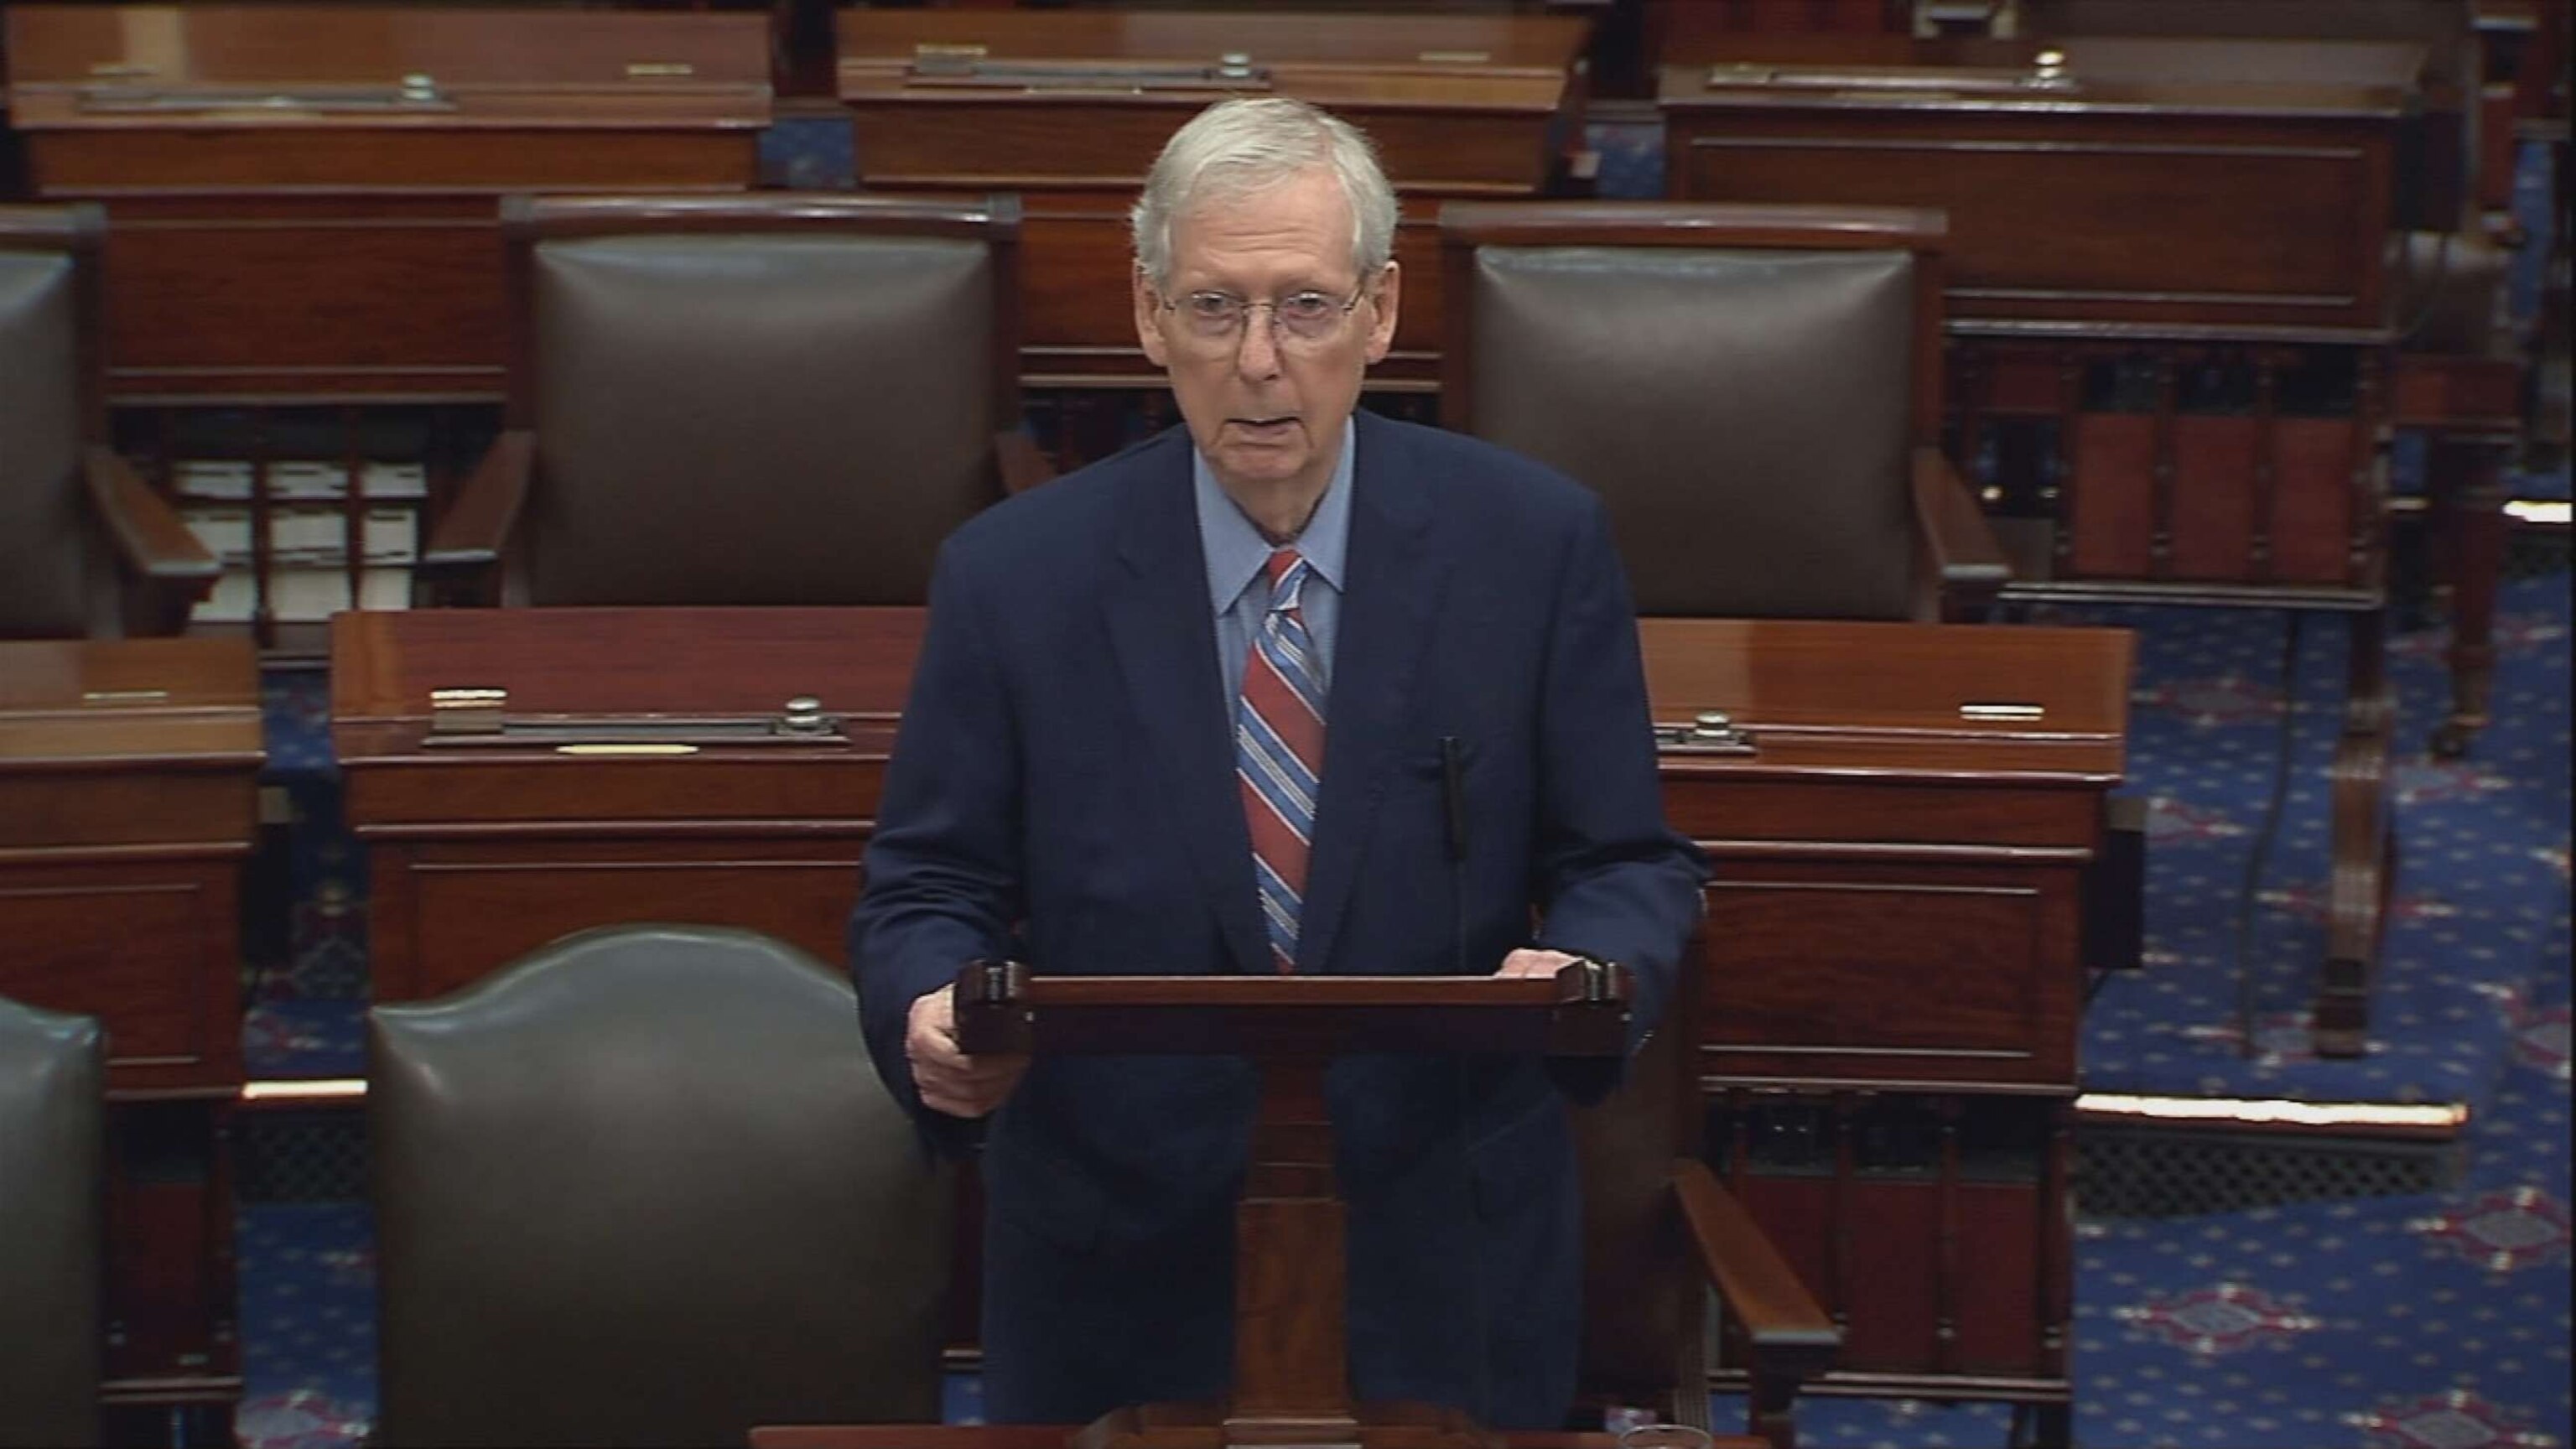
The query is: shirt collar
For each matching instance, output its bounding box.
[1194,414,1354,612]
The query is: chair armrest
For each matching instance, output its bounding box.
[1674,1159,1838,1366]
[84,446,219,636]
[1675,1157,1836,1449]
[419,430,533,602]
[1909,445,2010,623]
[995,428,1055,496]
[83,446,218,586]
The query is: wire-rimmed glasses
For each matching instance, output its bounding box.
[1157,285,1370,352]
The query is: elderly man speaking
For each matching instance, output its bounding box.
[851,96,1706,1431]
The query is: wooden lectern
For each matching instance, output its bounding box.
[951,962,1633,1449]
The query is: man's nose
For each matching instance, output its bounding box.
[1233,311,1285,379]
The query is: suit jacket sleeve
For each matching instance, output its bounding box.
[849,538,1025,1149]
[1529,493,1710,1074]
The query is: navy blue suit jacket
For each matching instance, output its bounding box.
[850,410,1707,1429]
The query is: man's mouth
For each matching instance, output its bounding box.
[1233,416,1297,434]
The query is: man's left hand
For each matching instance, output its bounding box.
[1493,948,1581,979]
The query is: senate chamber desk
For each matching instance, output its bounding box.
[0,635,263,1436]
[331,605,2131,1436]
[835,8,1589,397]
[2,4,772,406]
[330,607,913,1001]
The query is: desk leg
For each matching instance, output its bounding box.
[2428,436,2510,758]
[2314,607,2395,1057]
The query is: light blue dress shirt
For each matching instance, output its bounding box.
[1194,415,1353,699]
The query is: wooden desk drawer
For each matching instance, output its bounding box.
[1698,860,2083,1089]
[0,860,245,1093]
[368,837,866,1001]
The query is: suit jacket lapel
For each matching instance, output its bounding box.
[1300,412,1445,974]
[1101,441,1271,976]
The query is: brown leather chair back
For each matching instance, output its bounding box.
[369,925,953,1448]
[506,194,1022,606]
[0,205,106,640]
[1571,946,1706,1419]
[1442,204,1945,621]
[0,996,104,1449]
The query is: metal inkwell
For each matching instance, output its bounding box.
[1652,710,1756,756]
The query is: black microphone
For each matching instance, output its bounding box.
[1440,735,1467,975]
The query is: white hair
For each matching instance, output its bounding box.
[1130,96,1399,291]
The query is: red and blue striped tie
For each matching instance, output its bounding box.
[1237,548,1326,974]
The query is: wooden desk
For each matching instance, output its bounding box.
[1659,34,2403,1057]
[0,636,262,1436]
[836,8,1589,393]
[3,4,771,404]
[1643,617,2128,1441]
[331,606,915,1001]
[1661,35,2415,335]
[1644,618,2127,1093]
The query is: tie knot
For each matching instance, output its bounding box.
[1264,548,1307,610]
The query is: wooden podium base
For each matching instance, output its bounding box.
[1072,1400,1503,1449]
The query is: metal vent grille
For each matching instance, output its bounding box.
[236,1109,369,1203]
[2075,1124,2462,1218]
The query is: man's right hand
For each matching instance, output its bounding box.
[906,981,1031,1119]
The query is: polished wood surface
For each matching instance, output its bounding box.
[1658,34,2412,335]
[0,636,261,1420]
[331,607,913,1001]
[1639,618,2128,1093]
[3,5,770,402]
[836,9,1589,391]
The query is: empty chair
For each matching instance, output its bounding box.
[0,205,218,638]
[369,925,953,1447]
[0,995,103,1449]
[1574,955,1837,1449]
[421,193,1048,607]
[1440,202,2006,622]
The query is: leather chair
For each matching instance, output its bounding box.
[1573,950,1838,1449]
[0,205,218,639]
[1439,202,2007,623]
[369,925,953,1447]
[421,194,1049,607]
[0,996,104,1449]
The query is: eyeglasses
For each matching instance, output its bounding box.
[1158,286,1368,351]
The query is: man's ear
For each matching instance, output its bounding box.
[1134,267,1171,368]
[1363,260,1401,366]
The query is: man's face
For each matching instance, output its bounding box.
[1133,167,1400,505]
